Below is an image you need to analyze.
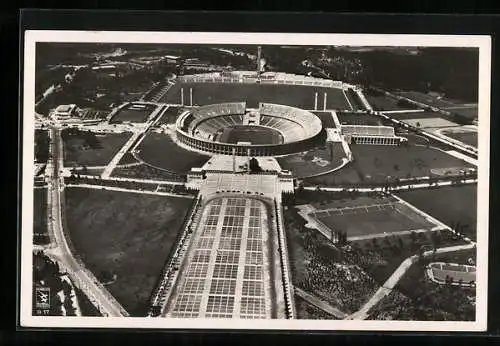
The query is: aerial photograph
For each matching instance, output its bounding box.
[29,40,480,324]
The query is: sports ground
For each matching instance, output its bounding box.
[166,197,279,319]
[427,262,476,285]
[396,184,477,240]
[364,94,422,111]
[161,82,352,110]
[303,194,438,239]
[109,103,157,123]
[64,187,194,316]
[136,133,210,174]
[217,125,283,145]
[63,131,132,167]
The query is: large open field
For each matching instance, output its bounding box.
[365,94,422,111]
[218,125,283,145]
[33,188,49,245]
[337,112,383,126]
[109,103,157,123]
[306,144,473,186]
[35,129,50,163]
[396,185,477,240]
[64,187,194,316]
[137,133,210,174]
[63,130,132,167]
[277,142,346,178]
[441,129,478,147]
[161,82,352,110]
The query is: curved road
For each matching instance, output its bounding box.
[46,126,128,317]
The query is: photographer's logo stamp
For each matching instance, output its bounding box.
[35,286,50,310]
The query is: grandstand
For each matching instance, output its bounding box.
[341,125,406,145]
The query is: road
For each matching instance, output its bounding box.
[294,286,347,319]
[45,126,128,317]
[346,243,476,320]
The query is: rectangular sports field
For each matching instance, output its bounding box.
[110,103,158,123]
[395,91,472,109]
[63,132,132,167]
[364,94,422,111]
[308,195,437,238]
[64,187,194,316]
[396,184,477,241]
[161,83,351,110]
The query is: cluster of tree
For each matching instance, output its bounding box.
[34,130,50,163]
[62,128,102,149]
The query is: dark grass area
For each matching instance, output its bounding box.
[137,133,210,174]
[111,163,185,182]
[63,131,132,167]
[294,295,338,320]
[65,187,194,316]
[156,106,181,126]
[365,94,422,111]
[442,130,478,147]
[396,91,473,109]
[277,142,346,178]
[396,185,477,241]
[448,107,478,120]
[35,129,50,163]
[336,112,383,126]
[312,112,337,128]
[33,188,50,245]
[110,104,157,123]
[306,144,473,186]
[161,82,351,110]
[219,125,283,145]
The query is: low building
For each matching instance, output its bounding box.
[51,104,77,120]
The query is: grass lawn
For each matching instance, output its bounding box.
[33,188,50,245]
[161,82,351,110]
[137,133,210,174]
[63,131,132,167]
[64,187,194,316]
[336,112,383,126]
[306,143,473,186]
[396,185,477,240]
[442,130,478,147]
[35,129,50,163]
[277,142,346,178]
[365,94,422,111]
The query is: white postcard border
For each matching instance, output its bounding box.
[21,30,491,331]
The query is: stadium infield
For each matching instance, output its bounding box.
[306,143,474,186]
[63,131,132,167]
[64,187,194,316]
[161,82,352,110]
[136,132,210,174]
[396,184,477,241]
[218,125,283,145]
